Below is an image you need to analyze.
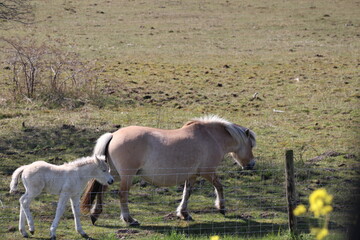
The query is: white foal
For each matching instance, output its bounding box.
[10,155,114,240]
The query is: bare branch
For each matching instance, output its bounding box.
[0,0,34,24]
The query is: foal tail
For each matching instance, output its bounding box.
[9,165,27,193]
[81,132,113,225]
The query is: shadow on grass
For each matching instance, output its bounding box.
[0,124,117,175]
[97,218,289,238]
[94,216,346,239]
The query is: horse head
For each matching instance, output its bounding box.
[228,127,256,170]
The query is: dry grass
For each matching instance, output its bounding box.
[0,0,359,239]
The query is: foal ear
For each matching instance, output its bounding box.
[94,155,101,165]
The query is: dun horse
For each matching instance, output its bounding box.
[10,155,114,240]
[81,115,256,226]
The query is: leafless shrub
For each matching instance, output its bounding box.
[2,37,45,99]
[0,0,34,24]
[1,37,102,108]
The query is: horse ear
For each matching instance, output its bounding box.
[245,129,250,137]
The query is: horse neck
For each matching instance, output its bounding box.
[206,123,238,154]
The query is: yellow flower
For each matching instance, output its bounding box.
[210,236,220,240]
[293,204,307,216]
[309,188,333,217]
[311,228,329,240]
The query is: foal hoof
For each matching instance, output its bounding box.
[81,233,93,240]
[22,233,29,238]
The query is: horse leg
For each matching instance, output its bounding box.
[119,174,139,226]
[50,194,70,240]
[19,192,36,237]
[202,173,226,215]
[70,195,89,239]
[176,177,197,221]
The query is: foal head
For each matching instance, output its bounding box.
[228,126,256,170]
[93,155,114,185]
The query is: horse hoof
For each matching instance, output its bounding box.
[22,233,29,238]
[30,230,35,235]
[185,213,194,221]
[178,213,193,221]
[50,236,56,240]
[90,215,97,225]
[219,209,226,215]
[129,220,140,227]
[184,215,193,221]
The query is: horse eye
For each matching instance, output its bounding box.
[102,169,107,172]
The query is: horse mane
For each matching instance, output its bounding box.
[192,115,256,147]
[65,156,95,167]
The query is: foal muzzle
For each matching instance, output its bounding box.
[108,178,114,185]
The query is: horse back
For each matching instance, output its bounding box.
[108,124,224,171]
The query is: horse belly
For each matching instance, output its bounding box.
[140,168,197,187]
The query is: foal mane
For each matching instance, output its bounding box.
[192,115,256,147]
[65,156,95,167]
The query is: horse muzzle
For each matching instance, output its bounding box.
[243,159,256,170]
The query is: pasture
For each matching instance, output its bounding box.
[0,0,359,239]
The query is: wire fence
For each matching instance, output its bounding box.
[0,163,357,239]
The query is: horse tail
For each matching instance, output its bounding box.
[80,132,113,224]
[80,179,108,225]
[9,165,27,193]
[93,132,113,157]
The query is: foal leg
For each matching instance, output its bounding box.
[70,196,89,239]
[19,192,37,237]
[202,173,226,215]
[19,204,28,238]
[119,174,139,226]
[50,194,70,240]
[176,177,197,221]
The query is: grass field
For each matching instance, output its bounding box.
[0,0,359,239]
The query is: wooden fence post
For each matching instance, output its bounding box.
[285,149,297,234]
